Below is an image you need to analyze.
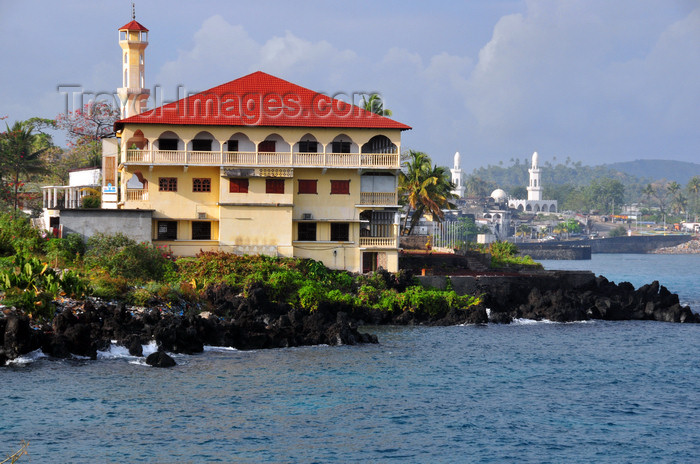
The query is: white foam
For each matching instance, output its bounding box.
[97,344,133,360]
[142,341,158,356]
[203,345,238,352]
[511,318,595,325]
[6,349,47,366]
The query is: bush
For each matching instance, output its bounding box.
[0,212,46,257]
[45,234,85,266]
[0,256,88,320]
[85,233,174,281]
[81,195,101,208]
[608,225,628,237]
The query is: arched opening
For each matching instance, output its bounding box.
[189,131,219,152]
[517,204,524,212]
[125,130,148,150]
[526,204,532,212]
[549,204,556,212]
[127,171,148,189]
[124,52,128,64]
[258,133,290,153]
[295,133,319,153]
[156,131,183,151]
[225,132,254,152]
[535,204,541,212]
[330,134,356,153]
[361,135,397,154]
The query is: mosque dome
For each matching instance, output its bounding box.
[491,188,508,202]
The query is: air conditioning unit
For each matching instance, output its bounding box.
[198,212,207,219]
[302,213,313,220]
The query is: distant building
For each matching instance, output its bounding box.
[450,151,465,198]
[508,152,557,213]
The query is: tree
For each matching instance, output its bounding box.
[464,175,491,198]
[54,101,120,167]
[0,121,48,213]
[360,94,392,117]
[686,176,700,221]
[399,150,455,234]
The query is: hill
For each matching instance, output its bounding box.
[605,160,700,184]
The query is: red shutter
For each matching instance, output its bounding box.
[266,179,285,194]
[330,180,350,194]
[229,178,249,193]
[298,179,317,194]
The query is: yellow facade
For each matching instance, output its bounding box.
[118,125,402,273]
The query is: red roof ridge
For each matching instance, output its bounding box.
[118,20,149,32]
[115,71,411,131]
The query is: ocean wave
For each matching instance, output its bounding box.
[511,318,595,325]
[6,349,46,366]
[203,345,238,352]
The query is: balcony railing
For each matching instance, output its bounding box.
[359,192,397,205]
[126,189,148,201]
[359,237,397,248]
[123,149,399,169]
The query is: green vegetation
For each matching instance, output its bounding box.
[489,241,542,269]
[0,213,483,322]
[607,225,628,238]
[399,150,456,234]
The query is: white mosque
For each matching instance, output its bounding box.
[450,151,557,213]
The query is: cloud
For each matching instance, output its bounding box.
[149,4,700,170]
[154,15,359,94]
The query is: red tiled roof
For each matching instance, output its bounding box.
[115,71,411,131]
[118,20,149,32]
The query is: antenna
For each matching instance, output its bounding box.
[132,2,135,20]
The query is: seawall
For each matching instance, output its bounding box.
[516,244,591,260]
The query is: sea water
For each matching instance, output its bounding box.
[1,254,699,463]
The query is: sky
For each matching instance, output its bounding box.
[1,0,698,172]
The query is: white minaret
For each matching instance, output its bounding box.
[117,7,150,119]
[527,151,542,201]
[450,151,465,198]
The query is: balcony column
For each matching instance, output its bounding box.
[218,139,225,165]
[53,187,58,208]
[322,143,327,166]
[183,139,191,164]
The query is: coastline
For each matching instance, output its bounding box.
[2,269,697,367]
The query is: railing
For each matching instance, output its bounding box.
[123,149,399,168]
[359,192,397,205]
[126,189,148,201]
[359,237,397,248]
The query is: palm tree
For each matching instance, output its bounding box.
[667,181,683,215]
[1,121,48,213]
[687,176,700,221]
[642,183,655,207]
[361,94,392,117]
[399,150,455,234]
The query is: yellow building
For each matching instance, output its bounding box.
[113,20,411,273]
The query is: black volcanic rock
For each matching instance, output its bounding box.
[146,350,176,368]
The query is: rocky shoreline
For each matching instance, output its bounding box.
[1,272,697,367]
[651,237,700,254]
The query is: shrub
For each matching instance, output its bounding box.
[45,234,85,266]
[608,225,628,237]
[0,212,46,257]
[85,233,174,281]
[81,195,101,208]
[297,281,328,311]
[90,274,130,301]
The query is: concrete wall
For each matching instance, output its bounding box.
[569,235,691,253]
[59,209,153,243]
[516,244,591,260]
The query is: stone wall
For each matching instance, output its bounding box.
[59,209,153,243]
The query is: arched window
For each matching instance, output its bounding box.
[124,52,128,64]
[361,135,397,154]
